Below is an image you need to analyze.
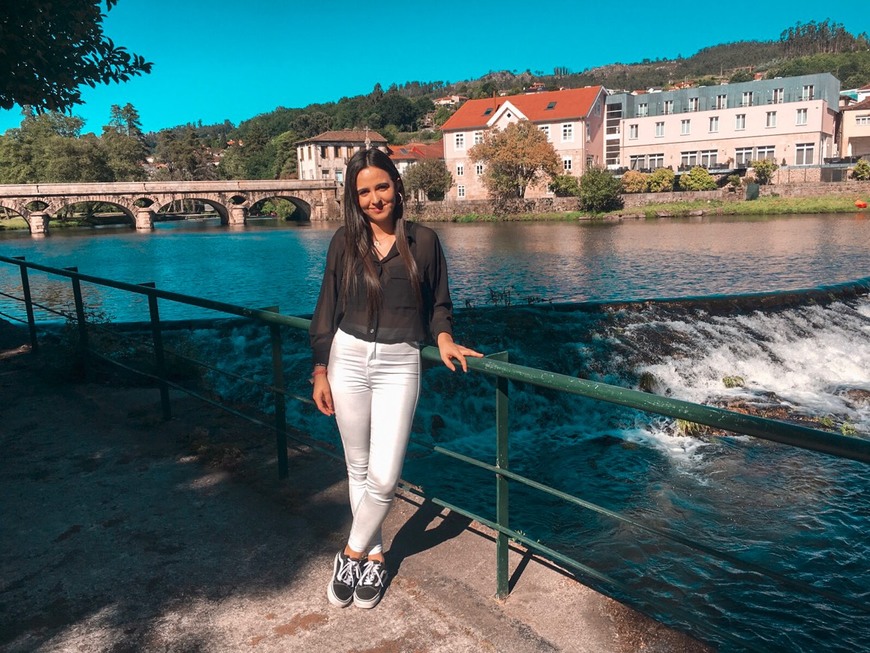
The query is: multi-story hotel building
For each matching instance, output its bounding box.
[440,87,607,201]
[605,73,840,172]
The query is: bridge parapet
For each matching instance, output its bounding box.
[0,180,342,235]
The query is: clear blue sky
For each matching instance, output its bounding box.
[1,1,867,135]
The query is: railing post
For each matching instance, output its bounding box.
[65,267,89,375]
[265,307,288,479]
[13,256,38,352]
[490,351,510,599]
[141,282,171,421]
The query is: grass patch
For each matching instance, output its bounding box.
[608,195,869,218]
[0,216,29,230]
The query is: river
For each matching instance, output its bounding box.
[1,213,869,651]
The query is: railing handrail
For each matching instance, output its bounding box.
[4,253,866,464]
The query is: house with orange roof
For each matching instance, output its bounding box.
[295,130,387,181]
[839,96,870,158]
[439,86,607,200]
[387,141,445,176]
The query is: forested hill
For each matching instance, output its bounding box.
[227,19,868,143]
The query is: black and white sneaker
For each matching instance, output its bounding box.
[354,559,388,609]
[327,551,362,607]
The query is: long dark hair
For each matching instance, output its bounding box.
[342,148,420,317]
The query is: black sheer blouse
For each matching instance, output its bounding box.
[309,221,454,366]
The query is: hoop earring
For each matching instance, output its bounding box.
[397,192,404,204]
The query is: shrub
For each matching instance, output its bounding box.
[647,167,675,192]
[852,158,870,181]
[578,166,623,213]
[727,174,742,190]
[750,159,778,185]
[549,174,581,197]
[621,170,649,193]
[679,166,718,191]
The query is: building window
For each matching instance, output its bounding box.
[655,121,664,138]
[562,123,574,142]
[796,108,808,125]
[539,125,550,141]
[664,100,674,115]
[709,116,719,133]
[802,85,815,101]
[307,145,312,159]
[456,164,464,176]
[629,124,638,140]
[680,151,698,167]
[735,114,746,130]
[334,146,341,157]
[699,149,718,167]
[680,119,691,135]
[766,111,777,128]
[475,163,484,176]
[563,156,573,171]
[636,103,648,117]
[457,185,466,198]
[473,130,484,145]
[735,147,754,165]
[795,143,814,165]
[742,91,753,107]
[629,155,646,170]
[649,153,664,169]
[322,169,330,178]
[715,94,727,109]
[772,88,784,104]
[756,145,775,161]
[857,115,870,126]
[320,146,328,158]
[455,133,465,150]
[688,97,699,112]
[336,170,343,183]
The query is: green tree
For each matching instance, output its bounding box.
[679,166,718,190]
[647,167,676,192]
[852,158,870,181]
[578,167,623,213]
[469,120,560,200]
[750,159,779,185]
[0,0,152,113]
[403,159,454,200]
[549,174,581,197]
[621,170,649,193]
[102,103,147,180]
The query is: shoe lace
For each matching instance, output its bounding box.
[359,560,386,588]
[337,556,360,585]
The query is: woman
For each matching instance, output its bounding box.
[310,147,481,609]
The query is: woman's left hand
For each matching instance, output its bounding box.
[437,332,483,372]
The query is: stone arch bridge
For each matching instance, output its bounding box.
[0,180,341,235]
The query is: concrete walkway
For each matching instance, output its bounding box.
[0,325,713,652]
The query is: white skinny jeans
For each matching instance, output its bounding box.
[328,328,421,555]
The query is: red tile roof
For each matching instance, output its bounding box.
[388,141,444,162]
[440,87,604,131]
[843,97,870,112]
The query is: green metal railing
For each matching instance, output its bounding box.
[2,254,868,650]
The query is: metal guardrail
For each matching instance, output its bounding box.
[2,253,868,651]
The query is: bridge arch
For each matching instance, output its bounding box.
[248,194,312,221]
[154,197,229,224]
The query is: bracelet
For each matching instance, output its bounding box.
[310,366,327,385]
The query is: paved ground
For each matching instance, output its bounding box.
[0,322,714,652]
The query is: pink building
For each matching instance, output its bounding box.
[440,87,607,201]
[605,73,840,172]
[839,97,870,158]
